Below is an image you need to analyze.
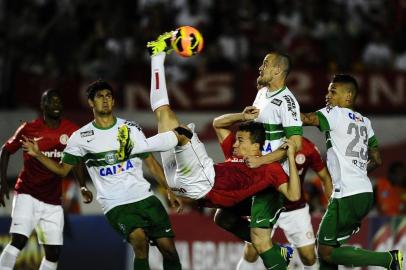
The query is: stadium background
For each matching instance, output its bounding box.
[0,0,405,269]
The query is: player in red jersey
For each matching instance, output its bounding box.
[0,89,78,270]
[215,137,333,270]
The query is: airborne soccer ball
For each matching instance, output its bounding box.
[171,26,204,57]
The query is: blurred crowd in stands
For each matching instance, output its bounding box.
[1,0,406,98]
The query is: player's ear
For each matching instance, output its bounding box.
[88,98,94,108]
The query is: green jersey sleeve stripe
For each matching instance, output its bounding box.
[263,123,283,132]
[368,135,379,148]
[316,111,330,132]
[85,153,150,167]
[265,132,285,141]
[62,152,82,165]
[283,126,303,138]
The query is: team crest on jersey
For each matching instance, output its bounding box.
[105,152,117,165]
[295,153,306,165]
[80,130,94,138]
[59,134,69,145]
[271,98,282,106]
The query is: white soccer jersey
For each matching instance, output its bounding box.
[253,86,303,171]
[62,117,177,213]
[317,106,378,198]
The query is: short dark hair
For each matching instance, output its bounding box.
[41,88,61,105]
[86,80,114,100]
[270,52,292,78]
[238,121,266,147]
[332,74,359,100]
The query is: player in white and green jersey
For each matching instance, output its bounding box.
[301,74,403,270]
[20,80,183,270]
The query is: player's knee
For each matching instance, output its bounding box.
[213,210,236,230]
[44,245,61,262]
[156,238,180,261]
[243,243,259,262]
[317,244,333,262]
[300,253,317,265]
[250,232,271,254]
[10,233,28,250]
[128,229,148,256]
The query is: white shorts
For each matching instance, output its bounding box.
[272,204,315,248]
[161,123,215,200]
[10,193,64,245]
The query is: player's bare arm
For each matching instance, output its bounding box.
[301,112,320,126]
[316,167,333,200]
[0,146,11,207]
[144,154,183,213]
[245,134,301,168]
[367,147,382,173]
[21,135,73,177]
[72,162,93,204]
[277,139,300,201]
[213,106,259,143]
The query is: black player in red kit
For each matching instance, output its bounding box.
[0,89,77,270]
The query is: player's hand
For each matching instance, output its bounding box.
[0,184,9,207]
[281,139,297,157]
[242,106,260,121]
[167,189,184,213]
[20,135,40,157]
[80,186,93,204]
[244,155,264,168]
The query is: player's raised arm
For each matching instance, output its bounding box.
[21,136,73,177]
[301,112,320,127]
[277,139,300,201]
[213,106,259,143]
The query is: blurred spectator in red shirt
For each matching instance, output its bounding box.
[375,161,406,215]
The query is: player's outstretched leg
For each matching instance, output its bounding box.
[148,32,180,134]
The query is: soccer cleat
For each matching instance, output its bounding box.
[279,243,294,265]
[388,250,403,270]
[147,32,174,56]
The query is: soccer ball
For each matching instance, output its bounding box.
[171,26,204,57]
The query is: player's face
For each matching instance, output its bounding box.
[42,93,63,119]
[233,131,258,157]
[257,54,276,88]
[326,83,350,107]
[89,89,114,115]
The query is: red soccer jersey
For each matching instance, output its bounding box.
[204,133,288,208]
[3,118,78,205]
[284,137,326,211]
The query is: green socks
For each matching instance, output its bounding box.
[134,258,149,270]
[331,246,392,267]
[259,245,287,270]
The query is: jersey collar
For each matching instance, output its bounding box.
[92,117,117,130]
[266,86,286,98]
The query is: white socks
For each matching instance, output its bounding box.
[236,257,257,270]
[150,52,169,111]
[39,258,57,270]
[0,244,20,270]
[303,262,318,270]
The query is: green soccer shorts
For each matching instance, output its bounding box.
[106,195,174,241]
[317,192,373,246]
[250,188,285,228]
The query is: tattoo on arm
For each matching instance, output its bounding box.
[300,112,319,126]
